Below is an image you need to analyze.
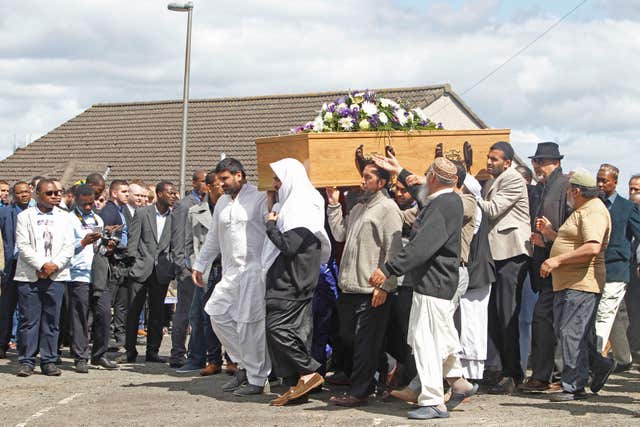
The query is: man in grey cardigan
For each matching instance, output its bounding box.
[326,161,403,407]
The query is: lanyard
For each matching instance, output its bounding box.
[74,208,98,229]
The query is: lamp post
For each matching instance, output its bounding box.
[168,1,193,197]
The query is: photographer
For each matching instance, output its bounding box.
[95,179,138,351]
[68,185,117,371]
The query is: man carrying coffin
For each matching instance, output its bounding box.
[263,158,332,406]
[369,157,477,420]
[192,158,271,396]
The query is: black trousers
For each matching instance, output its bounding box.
[626,281,640,356]
[170,268,195,364]
[385,287,416,386]
[266,298,320,385]
[124,271,169,356]
[68,282,112,362]
[337,292,391,398]
[489,254,529,381]
[112,281,128,345]
[0,270,18,350]
[530,284,557,382]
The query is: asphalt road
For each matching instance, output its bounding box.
[1,340,639,426]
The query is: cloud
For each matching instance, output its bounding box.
[0,0,639,188]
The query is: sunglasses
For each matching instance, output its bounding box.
[44,190,62,196]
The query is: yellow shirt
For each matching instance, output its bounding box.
[550,198,611,293]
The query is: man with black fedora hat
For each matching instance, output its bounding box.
[520,142,572,392]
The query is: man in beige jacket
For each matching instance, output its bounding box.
[326,161,403,407]
[478,141,531,394]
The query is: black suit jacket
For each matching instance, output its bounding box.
[0,205,17,276]
[129,204,174,284]
[605,194,640,283]
[529,167,571,291]
[468,212,495,290]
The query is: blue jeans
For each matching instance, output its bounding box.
[16,279,65,367]
[187,271,222,367]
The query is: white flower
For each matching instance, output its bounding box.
[312,115,324,132]
[338,117,354,130]
[359,119,370,130]
[323,112,333,121]
[361,101,378,117]
[321,102,328,112]
[395,108,408,125]
[380,98,399,109]
[412,107,427,122]
[337,103,348,111]
[379,112,389,124]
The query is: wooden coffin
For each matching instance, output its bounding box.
[255,129,510,190]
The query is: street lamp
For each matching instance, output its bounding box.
[168,1,194,197]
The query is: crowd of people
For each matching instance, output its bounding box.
[0,140,638,420]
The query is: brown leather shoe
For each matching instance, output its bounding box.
[518,378,550,393]
[288,373,324,401]
[390,387,419,403]
[329,394,368,407]
[200,363,222,376]
[270,390,310,407]
[225,362,237,376]
[549,381,562,391]
[270,388,295,406]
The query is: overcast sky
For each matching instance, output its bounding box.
[1,0,639,190]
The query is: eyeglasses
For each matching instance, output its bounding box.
[44,190,62,196]
[97,197,106,203]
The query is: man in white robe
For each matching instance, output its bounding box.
[192,158,270,396]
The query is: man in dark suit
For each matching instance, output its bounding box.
[117,181,178,363]
[96,179,137,350]
[0,182,32,358]
[478,142,531,394]
[520,142,571,392]
[170,170,206,369]
[595,164,640,369]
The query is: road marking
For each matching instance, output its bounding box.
[58,393,82,405]
[15,393,83,427]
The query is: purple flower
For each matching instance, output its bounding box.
[303,122,313,131]
[437,122,443,129]
[337,96,346,104]
[368,114,380,128]
[327,103,336,113]
[351,105,360,113]
[338,108,350,118]
[419,120,428,127]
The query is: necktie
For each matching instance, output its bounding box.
[605,199,612,209]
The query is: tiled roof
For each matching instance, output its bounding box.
[0,84,486,185]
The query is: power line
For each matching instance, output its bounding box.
[433,0,589,117]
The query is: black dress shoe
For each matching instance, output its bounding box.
[549,389,588,402]
[16,364,34,377]
[169,359,186,369]
[591,359,617,393]
[145,353,167,363]
[614,362,633,373]
[0,347,6,359]
[75,360,89,374]
[91,357,118,369]
[115,352,137,363]
[42,363,62,376]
